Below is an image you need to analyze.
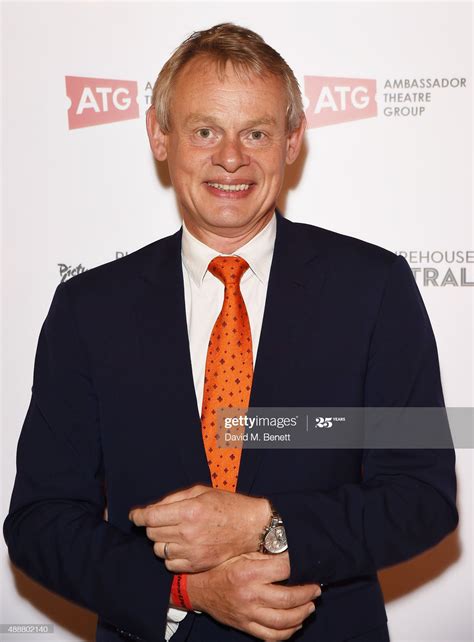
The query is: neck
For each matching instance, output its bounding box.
[183,211,274,253]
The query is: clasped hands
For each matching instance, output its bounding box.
[129,485,320,641]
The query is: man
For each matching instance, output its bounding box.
[4,23,458,642]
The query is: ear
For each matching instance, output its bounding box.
[146,106,168,162]
[285,114,306,165]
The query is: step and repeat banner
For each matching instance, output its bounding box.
[2,2,472,641]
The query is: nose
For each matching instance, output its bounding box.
[211,134,250,173]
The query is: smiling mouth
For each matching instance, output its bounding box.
[206,182,252,192]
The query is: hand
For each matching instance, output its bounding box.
[128,484,271,572]
[187,551,321,641]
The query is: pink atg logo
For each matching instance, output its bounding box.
[304,76,377,128]
[65,76,139,130]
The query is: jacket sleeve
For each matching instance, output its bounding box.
[3,282,170,641]
[266,255,458,586]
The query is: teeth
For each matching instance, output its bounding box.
[208,183,251,192]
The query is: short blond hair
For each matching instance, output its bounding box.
[151,23,304,132]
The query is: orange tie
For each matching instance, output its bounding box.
[201,256,253,491]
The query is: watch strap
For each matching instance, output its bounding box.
[259,502,283,553]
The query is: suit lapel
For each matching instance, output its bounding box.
[237,213,327,494]
[136,229,211,487]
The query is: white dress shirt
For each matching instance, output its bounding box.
[165,213,276,640]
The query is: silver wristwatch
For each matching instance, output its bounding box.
[259,504,288,554]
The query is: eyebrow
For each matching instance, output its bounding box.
[184,113,277,128]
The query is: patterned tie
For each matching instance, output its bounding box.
[201,256,253,491]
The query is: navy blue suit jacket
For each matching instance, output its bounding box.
[4,213,458,641]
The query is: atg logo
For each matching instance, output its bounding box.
[65,76,139,129]
[304,76,377,128]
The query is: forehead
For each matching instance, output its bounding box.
[170,56,287,125]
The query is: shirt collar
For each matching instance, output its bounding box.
[181,213,276,287]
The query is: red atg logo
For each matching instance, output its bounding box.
[65,76,139,130]
[304,76,377,128]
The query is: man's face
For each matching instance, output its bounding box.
[147,56,305,241]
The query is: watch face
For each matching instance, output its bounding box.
[264,525,288,554]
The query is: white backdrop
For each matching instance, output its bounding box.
[1,2,473,641]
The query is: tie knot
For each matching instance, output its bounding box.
[208,255,250,287]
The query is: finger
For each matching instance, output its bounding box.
[128,506,149,526]
[153,541,170,560]
[153,542,191,573]
[129,504,167,526]
[145,526,180,542]
[128,485,207,523]
[247,556,291,584]
[164,558,197,573]
[248,621,303,641]
[151,537,211,572]
[253,602,316,631]
[130,500,188,527]
[152,541,187,561]
[259,583,321,609]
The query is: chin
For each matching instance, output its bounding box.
[208,216,259,233]
[203,209,256,228]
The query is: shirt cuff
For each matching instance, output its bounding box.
[166,607,188,623]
